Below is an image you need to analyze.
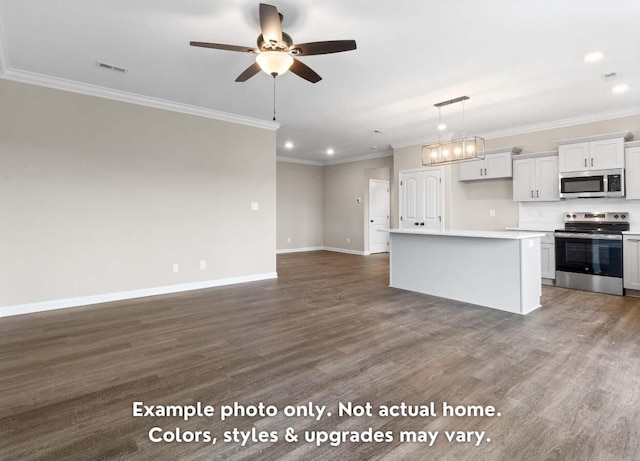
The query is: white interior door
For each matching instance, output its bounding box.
[400,169,443,231]
[420,169,442,230]
[369,179,390,253]
[400,173,421,229]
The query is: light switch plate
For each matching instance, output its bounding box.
[251,202,259,211]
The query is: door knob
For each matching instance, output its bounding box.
[420,222,425,226]
[370,220,374,223]
[414,222,419,226]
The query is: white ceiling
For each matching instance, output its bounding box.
[1,0,639,163]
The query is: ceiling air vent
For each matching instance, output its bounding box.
[96,61,128,73]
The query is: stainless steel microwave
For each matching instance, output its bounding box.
[559,169,624,198]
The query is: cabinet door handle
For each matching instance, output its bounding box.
[531,190,534,198]
[591,158,594,167]
[420,222,425,226]
[480,168,483,176]
[536,190,539,198]
[584,159,587,167]
[628,239,640,242]
[414,222,419,226]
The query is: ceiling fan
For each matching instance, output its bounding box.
[190,3,357,84]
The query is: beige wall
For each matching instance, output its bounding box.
[0,79,276,307]
[393,115,640,230]
[323,156,393,252]
[276,161,323,250]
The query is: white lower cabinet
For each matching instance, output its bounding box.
[539,233,555,281]
[623,235,640,291]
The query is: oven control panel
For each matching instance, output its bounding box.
[564,212,628,222]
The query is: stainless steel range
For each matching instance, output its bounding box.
[555,212,629,296]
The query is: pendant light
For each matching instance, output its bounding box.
[422,96,485,166]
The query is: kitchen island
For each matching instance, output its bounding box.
[385,229,544,314]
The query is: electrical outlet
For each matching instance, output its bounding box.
[251,202,259,211]
[489,209,496,217]
[172,263,179,273]
[347,238,351,244]
[287,237,291,243]
[199,260,207,270]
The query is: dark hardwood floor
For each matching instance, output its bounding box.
[1,251,639,460]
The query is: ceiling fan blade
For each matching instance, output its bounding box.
[190,42,257,53]
[259,3,283,45]
[235,62,262,82]
[291,40,357,56]
[290,58,322,83]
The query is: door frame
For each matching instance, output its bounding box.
[367,179,390,254]
[398,166,445,231]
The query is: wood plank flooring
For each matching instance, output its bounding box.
[1,251,639,460]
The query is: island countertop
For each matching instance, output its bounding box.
[383,228,545,240]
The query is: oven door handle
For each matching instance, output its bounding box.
[555,232,622,240]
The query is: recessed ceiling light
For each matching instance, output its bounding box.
[284,141,294,149]
[326,148,335,155]
[612,84,629,94]
[370,146,378,150]
[584,51,604,63]
[437,123,447,131]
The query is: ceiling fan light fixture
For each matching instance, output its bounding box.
[256,51,294,76]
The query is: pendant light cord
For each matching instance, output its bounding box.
[462,99,466,138]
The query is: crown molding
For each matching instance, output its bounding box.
[278,150,393,167]
[0,67,280,131]
[323,150,393,166]
[276,156,323,166]
[479,107,640,141]
[391,106,640,150]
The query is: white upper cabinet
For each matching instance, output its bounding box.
[536,155,560,201]
[458,147,521,181]
[557,132,630,173]
[512,152,559,202]
[590,138,625,169]
[626,141,640,200]
[558,142,589,172]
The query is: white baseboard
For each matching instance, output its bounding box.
[0,272,278,318]
[322,246,368,256]
[276,246,324,254]
[277,246,371,256]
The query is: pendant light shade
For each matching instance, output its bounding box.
[422,96,485,166]
[423,136,485,165]
[256,51,294,76]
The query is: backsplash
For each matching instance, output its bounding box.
[519,199,640,229]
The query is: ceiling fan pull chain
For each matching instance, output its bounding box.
[272,73,277,121]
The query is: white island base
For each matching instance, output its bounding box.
[387,230,544,315]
